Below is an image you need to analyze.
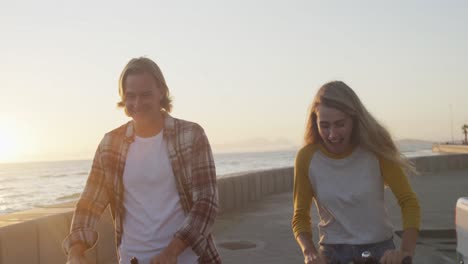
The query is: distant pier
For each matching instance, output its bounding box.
[433,143,468,154]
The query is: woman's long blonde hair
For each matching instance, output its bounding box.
[305,81,415,174]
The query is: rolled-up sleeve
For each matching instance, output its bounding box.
[62,139,110,254]
[174,127,218,256]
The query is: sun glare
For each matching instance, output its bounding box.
[0,129,21,163]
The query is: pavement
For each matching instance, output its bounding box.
[213,169,468,264]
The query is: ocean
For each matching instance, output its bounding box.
[0,144,437,215]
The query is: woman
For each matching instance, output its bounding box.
[292,81,420,264]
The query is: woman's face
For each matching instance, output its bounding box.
[316,104,354,155]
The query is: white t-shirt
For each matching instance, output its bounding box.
[119,131,198,264]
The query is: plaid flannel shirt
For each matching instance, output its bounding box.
[63,114,221,263]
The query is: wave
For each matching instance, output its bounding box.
[56,192,81,201]
[3,193,27,199]
[0,177,20,183]
[40,171,88,178]
[40,173,69,178]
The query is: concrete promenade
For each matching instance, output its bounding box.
[214,169,468,264]
[0,154,467,263]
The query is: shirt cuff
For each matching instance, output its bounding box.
[174,227,207,257]
[62,228,99,255]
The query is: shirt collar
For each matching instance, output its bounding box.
[318,142,356,159]
[124,111,175,143]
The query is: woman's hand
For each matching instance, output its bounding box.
[379,249,411,264]
[303,250,327,264]
[296,233,327,264]
[380,228,417,263]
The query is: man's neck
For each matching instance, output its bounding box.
[133,113,164,138]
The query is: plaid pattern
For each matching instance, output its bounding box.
[62,114,221,263]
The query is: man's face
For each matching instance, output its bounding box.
[124,72,163,122]
[316,104,354,155]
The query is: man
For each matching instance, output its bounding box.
[63,57,221,264]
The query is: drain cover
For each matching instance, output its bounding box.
[219,241,257,250]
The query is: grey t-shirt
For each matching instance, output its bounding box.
[309,147,393,244]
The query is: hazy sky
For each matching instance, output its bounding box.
[1,0,467,163]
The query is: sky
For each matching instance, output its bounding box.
[1,0,467,163]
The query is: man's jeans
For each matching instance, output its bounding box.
[319,238,395,264]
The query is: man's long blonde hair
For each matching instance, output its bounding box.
[305,81,415,174]
[117,57,173,115]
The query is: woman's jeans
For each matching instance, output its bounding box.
[319,238,395,264]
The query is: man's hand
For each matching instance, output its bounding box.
[66,255,90,264]
[379,249,411,264]
[150,237,187,264]
[150,249,177,264]
[66,243,89,264]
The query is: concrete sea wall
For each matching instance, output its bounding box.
[1,154,468,263]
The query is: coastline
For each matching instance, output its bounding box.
[0,148,448,215]
[1,153,468,263]
[0,154,468,263]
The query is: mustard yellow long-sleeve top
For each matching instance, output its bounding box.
[292,144,420,244]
